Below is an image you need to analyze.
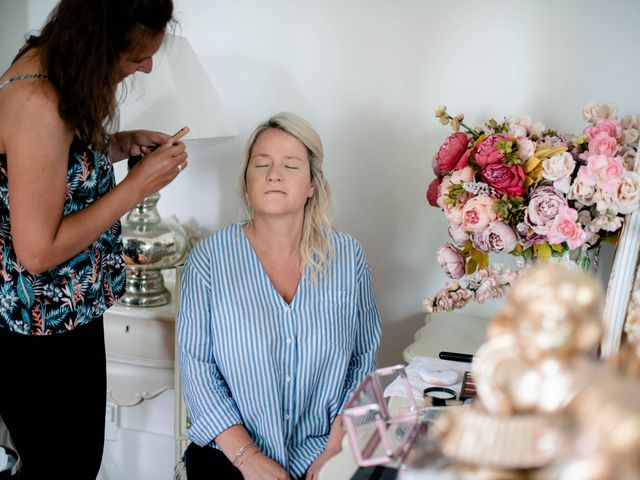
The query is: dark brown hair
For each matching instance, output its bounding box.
[23,0,174,150]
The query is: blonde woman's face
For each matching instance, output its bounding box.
[245,128,315,219]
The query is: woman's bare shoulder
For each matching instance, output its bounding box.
[0,51,67,153]
[0,75,69,155]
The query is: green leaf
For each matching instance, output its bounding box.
[17,274,35,308]
[466,257,478,275]
[534,243,552,260]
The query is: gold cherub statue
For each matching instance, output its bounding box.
[474,263,603,415]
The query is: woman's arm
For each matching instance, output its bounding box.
[4,83,186,274]
[305,416,345,480]
[337,244,383,411]
[215,425,290,480]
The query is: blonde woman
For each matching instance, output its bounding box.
[178,112,381,480]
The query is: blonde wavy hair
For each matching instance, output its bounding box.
[239,112,334,281]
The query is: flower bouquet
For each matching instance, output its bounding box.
[424,102,640,313]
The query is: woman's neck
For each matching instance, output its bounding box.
[244,215,303,257]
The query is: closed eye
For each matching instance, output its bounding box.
[285,165,299,169]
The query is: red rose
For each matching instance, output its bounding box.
[481,162,526,197]
[433,132,469,175]
[474,133,510,168]
[426,177,443,207]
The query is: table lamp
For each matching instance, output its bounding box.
[117,34,235,307]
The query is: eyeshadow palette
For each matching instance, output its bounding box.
[459,371,476,401]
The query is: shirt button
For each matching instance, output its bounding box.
[286,338,292,345]
[284,413,290,421]
[283,305,290,312]
[286,375,292,382]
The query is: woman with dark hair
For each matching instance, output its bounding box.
[0,1,185,478]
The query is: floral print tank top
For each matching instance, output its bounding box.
[0,74,126,335]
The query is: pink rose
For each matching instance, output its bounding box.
[480,162,526,196]
[461,194,497,232]
[474,133,511,168]
[436,244,466,279]
[482,221,517,253]
[547,206,586,249]
[585,118,622,141]
[525,186,567,235]
[588,131,619,157]
[433,132,470,175]
[427,177,443,207]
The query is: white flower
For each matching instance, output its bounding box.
[517,137,536,160]
[588,213,623,233]
[593,189,619,215]
[568,179,597,206]
[508,115,546,139]
[581,102,618,124]
[508,115,532,138]
[620,146,638,171]
[621,115,640,131]
[541,152,575,193]
[531,121,546,137]
[622,128,640,148]
[616,171,640,214]
[577,210,600,245]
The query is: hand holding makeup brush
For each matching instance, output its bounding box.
[119,126,189,201]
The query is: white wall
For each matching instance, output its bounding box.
[3,0,640,365]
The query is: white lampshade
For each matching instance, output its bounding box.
[118,34,236,140]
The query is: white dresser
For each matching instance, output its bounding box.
[98,285,178,480]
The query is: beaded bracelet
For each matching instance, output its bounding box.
[232,441,256,468]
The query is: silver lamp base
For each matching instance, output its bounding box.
[119,268,171,307]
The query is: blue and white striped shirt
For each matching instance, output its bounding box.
[177,223,381,478]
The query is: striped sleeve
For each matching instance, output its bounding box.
[338,242,382,411]
[177,243,243,446]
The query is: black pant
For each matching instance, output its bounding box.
[0,318,107,480]
[185,443,309,480]
[184,443,244,480]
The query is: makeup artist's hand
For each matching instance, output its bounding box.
[121,139,187,202]
[237,451,290,480]
[110,130,170,162]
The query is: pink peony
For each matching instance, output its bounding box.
[474,133,511,167]
[525,186,568,235]
[588,131,619,157]
[461,194,497,232]
[448,222,470,247]
[470,232,490,252]
[480,162,526,196]
[427,177,443,207]
[433,132,470,175]
[585,118,622,141]
[547,206,586,249]
[436,244,466,279]
[482,221,517,253]
[577,154,625,195]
